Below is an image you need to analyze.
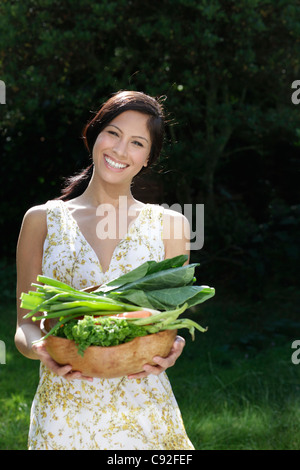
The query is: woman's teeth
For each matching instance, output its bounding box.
[105,156,128,169]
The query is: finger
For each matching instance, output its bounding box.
[152,355,176,368]
[64,370,94,382]
[172,336,186,352]
[127,363,162,379]
[151,347,183,369]
[127,336,187,379]
[127,371,148,379]
[65,371,82,381]
[38,351,73,376]
[50,362,73,377]
[32,342,90,379]
[75,374,94,382]
[143,364,164,375]
[32,342,48,358]
[81,376,94,382]
[159,336,185,362]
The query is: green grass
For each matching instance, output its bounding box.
[167,287,300,450]
[1,276,300,450]
[170,343,300,449]
[0,301,40,450]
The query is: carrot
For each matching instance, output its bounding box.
[114,310,152,319]
[93,311,152,324]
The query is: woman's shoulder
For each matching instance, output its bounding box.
[23,199,63,220]
[23,202,47,219]
[161,206,190,230]
[160,206,190,258]
[21,201,55,231]
[20,204,46,238]
[141,203,190,236]
[18,203,48,248]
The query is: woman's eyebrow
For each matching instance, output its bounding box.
[108,124,149,143]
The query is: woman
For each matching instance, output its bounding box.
[15,90,194,450]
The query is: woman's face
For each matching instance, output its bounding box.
[92,110,151,186]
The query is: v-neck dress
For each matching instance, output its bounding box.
[28,199,194,450]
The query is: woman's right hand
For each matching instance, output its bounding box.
[32,341,93,382]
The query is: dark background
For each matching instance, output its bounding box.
[0,0,299,301]
[1,0,300,450]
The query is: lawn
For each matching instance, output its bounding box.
[0,270,299,450]
[168,289,300,450]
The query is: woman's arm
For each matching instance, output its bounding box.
[162,208,191,263]
[15,205,48,359]
[15,205,93,381]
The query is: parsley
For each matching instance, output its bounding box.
[55,316,147,356]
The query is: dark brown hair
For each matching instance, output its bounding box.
[59,90,166,201]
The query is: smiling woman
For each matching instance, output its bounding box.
[58,90,165,201]
[92,110,151,184]
[15,90,193,450]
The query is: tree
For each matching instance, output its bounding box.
[0,0,299,274]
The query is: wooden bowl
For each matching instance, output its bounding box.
[42,318,177,378]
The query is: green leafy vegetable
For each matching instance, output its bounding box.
[107,285,214,310]
[55,316,148,356]
[99,254,189,291]
[54,303,207,356]
[20,255,215,354]
[95,255,214,310]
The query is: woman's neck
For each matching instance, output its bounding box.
[79,175,136,210]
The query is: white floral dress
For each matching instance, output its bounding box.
[28,199,194,450]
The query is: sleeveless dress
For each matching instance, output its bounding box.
[28,199,194,450]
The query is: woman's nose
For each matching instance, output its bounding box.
[113,138,128,158]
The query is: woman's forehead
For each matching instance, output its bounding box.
[107,110,151,137]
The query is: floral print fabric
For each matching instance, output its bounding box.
[28,199,194,450]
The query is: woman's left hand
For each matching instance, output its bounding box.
[127,335,186,379]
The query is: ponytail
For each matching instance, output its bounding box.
[58,164,93,201]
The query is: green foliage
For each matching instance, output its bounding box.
[55,316,148,355]
[0,0,299,295]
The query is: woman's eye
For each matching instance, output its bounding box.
[133,140,143,147]
[108,130,119,137]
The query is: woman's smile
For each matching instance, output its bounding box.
[104,154,129,171]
